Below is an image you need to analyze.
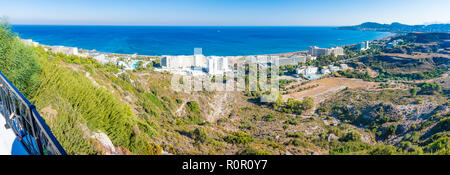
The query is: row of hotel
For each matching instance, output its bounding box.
[21,38,151,70]
[20,38,357,80]
[159,45,349,79]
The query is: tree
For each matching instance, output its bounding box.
[301,96,314,110]
[136,61,144,70]
[386,124,398,136]
[420,83,442,95]
[340,130,361,142]
[410,88,417,97]
[192,127,208,143]
[273,92,283,109]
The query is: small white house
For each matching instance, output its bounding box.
[321,68,331,75]
[296,67,306,75]
[93,54,108,64]
[330,66,340,72]
[305,66,318,76]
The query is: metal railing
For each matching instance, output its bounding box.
[0,71,66,155]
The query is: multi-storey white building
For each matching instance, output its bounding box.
[161,55,196,69]
[50,46,79,56]
[161,54,229,75]
[309,46,344,56]
[357,41,370,50]
[194,54,207,68]
[207,56,228,75]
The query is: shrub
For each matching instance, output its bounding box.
[263,114,275,121]
[289,139,310,147]
[192,127,209,143]
[0,21,41,98]
[426,137,449,154]
[33,57,160,154]
[239,147,273,155]
[285,118,298,125]
[369,145,397,155]
[224,131,253,144]
[287,132,305,138]
[420,83,443,95]
[386,124,398,136]
[437,117,450,131]
[187,101,200,114]
[340,130,361,142]
[330,142,371,155]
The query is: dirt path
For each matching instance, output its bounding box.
[285,77,379,104]
[175,102,186,116]
[207,92,229,122]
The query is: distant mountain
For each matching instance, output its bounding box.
[393,32,450,43]
[336,22,450,33]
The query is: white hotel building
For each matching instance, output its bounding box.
[207,56,228,75]
[50,46,79,56]
[308,46,344,57]
[161,55,229,75]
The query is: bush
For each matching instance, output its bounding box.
[285,118,298,125]
[129,134,162,155]
[340,130,361,142]
[187,101,200,114]
[398,141,422,153]
[289,139,310,147]
[280,97,314,115]
[330,142,371,155]
[410,88,417,97]
[224,131,253,144]
[286,132,305,138]
[239,147,273,155]
[45,102,97,155]
[369,145,397,155]
[420,83,443,95]
[263,114,275,121]
[386,124,398,136]
[437,117,450,131]
[33,57,160,154]
[0,21,41,98]
[426,137,449,154]
[192,127,209,143]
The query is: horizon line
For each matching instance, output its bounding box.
[10,21,450,27]
[11,24,342,27]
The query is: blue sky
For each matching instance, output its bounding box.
[1,0,449,26]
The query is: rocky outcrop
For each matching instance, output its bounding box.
[327,133,339,142]
[91,131,117,155]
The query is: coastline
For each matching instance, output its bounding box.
[18,31,395,76]
[28,31,395,59]
[13,25,393,57]
[265,32,395,57]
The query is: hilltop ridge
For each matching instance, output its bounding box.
[336,22,450,33]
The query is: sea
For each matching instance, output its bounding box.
[12,25,391,56]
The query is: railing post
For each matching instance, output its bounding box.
[29,104,44,155]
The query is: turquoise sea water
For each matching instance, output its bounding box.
[12,25,391,56]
